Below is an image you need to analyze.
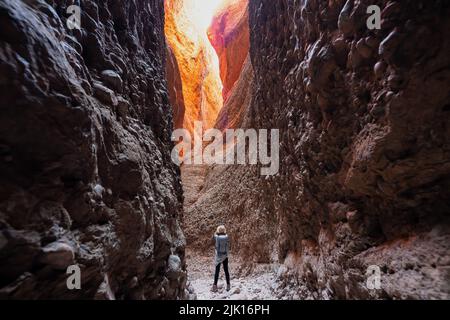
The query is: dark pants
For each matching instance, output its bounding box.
[214,258,230,285]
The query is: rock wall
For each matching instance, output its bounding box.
[190,0,450,299]
[214,55,254,131]
[165,44,185,130]
[208,0,250,101]
[0,0,186,299]
[164,0,223,135]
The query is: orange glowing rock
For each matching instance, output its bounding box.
[214,54,253,131]
[164,0,224,135]
[208,0,250,101]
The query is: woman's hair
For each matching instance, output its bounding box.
[216,225,226,235]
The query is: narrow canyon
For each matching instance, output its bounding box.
[0,0,449,300]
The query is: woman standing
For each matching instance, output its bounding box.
[212,225,231,292]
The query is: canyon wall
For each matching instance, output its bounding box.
[164,0,223,135]
[208,0,250,101]
[214,55,254,131]
[165,45,185,130]
[0,0,186,299]
[190,0,450,299]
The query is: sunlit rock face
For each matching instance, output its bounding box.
[164,0,223,134]
[214,55,254,131]
[208,0,250,101]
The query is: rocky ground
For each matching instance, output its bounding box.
[186,249,328,300]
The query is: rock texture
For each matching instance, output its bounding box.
[187,0,450,299]
[0,0,186,299]
[182,1,253,248]
[165,44,185,129]
[208,0,250,101]
[164,0,223,134]
[214,55,254,131]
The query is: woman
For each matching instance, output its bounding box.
[212,225,231,292]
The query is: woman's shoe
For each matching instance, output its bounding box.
[211,285,218,292]
[226,284,231,291]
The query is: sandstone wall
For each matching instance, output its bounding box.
[214,55,254,131]
[189,0,450,299]
[0,0,186,299]
[164,0,223,135]
[208,0,250,101]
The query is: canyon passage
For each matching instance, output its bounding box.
[0,0,449,300]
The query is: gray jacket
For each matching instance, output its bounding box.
[214,234,230,265]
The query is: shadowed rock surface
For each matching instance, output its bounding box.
[186,0,450,299]
[0,0,186,299]
[165,44,185,130]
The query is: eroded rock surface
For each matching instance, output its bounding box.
[215,55,254,131]
[165,44,185,130]
[187,0,450,299]
[164,0,223,134]
[208,0,250,101]
[0,0,186,299]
